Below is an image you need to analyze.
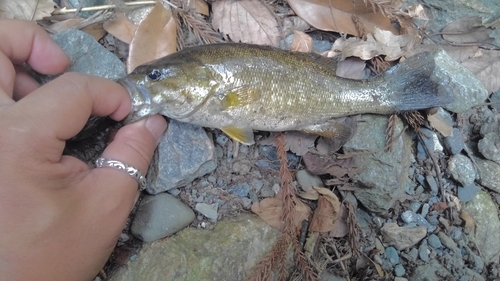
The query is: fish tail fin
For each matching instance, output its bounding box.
[382,52,453,112]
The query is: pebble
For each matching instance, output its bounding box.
[259,186,275,197]
[227,182,250,197]
[394,264,406,277]
[131,194,195,242]
[437,232,458,252]
[401,211,436,232]
[232,161,251,175]
[428,234,443,249]
[407,248,419,263]
[385,246,399,265]
[250,179,264,192]
[425,175,439,195]
[239,197,252,209]
[258,145,300,169]
[215,145,224,158]
[409,201,422,212]
[443,128,464,154]
[168,188,181,196]
[419,239,429,262]
[491,90,500,111]
[421,203,430,217]
[380,223,427,250]
[449,227,463,241]
[195,203,219,220]
[296,169,323,191]
[457,184,480,202]
[216,134,229,146]
[448,154,476,186]
[475,157,500,193]
[478,132,500,163]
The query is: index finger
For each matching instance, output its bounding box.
[0,19,70,97]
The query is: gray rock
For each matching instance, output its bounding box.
[149,120,217,194]
[409,201,422,212]
[443,128,465,155]
[491,90,500,111]
[259,186,275,197]
[478,132,500,163]
[52,29,126,80]
[109,214,280,281]
[296,169,323,191]
[381,223,427,250]
[410,259,452,281]
[227,182,250,197]
[195,203,218,220]
[428,234,443,249]
[432,48,489,113]
[401,210,436,232]
[394,264,405,277]
[457,184,480,202]
[418,239,429,262]
[448,154,476,186]
[343,115,412,212]
[385,246,399,265]
[131,194,195,242]
[463,191,500,263]
[437,232,458,252]
[425,175,439,195]
[464,268,486,281]
[417,128,442,161]
[319,271,348,281]
[232,160,251,175]
[475,157,500,193]
[421,203,430,217]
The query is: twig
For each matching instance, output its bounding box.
[51,1,175,15]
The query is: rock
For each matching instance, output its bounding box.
[319,271,348,281]
[463,191,500,263]
[475,157,500,193]
[425,175,439,195]
[51,29,126,80]
[478,132,500,163]
[410,259,452,281]
[457,184,480,202]
[258,145,300,170]
[227,182,250,197]
[131,194,195,242]
[448,154,476,186]
[437,232,458,252]
[443,128,465,155]
[195,203,218,220]
[491,90,500,111]
[394,278,408,281]
[417,128,443,161]
[428,234,443,249]
[149,120,217,194]
[109,214,280,281]
[394,264,405,277]
[380,223,427,250]
[385,246,399,265]
[418,239,429,262]
[343,115,412,212]
[296,169,323,191]
[401,210,436,232]
[431,48,489,113]
[259,186,275,197]
[232,160,251,175]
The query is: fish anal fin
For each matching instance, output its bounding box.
[221,86,260,109]
[301,121,352,141]
[221,125,255,145]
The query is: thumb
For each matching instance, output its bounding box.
[91,115,167,194]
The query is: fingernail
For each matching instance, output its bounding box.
[144,115,168,143]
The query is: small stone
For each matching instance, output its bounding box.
[478,132,500,163]
[195,203,218,220]
[449,227,463,241]
[443,128,464,155]
[385,246,399,265]
[457,184,480,202]
[375,238,385,252]
[216,134,229,146]
[394,264,405,277]
[475,157,500,193]
[437,232,458,252]
[472,254,484,271]
[296,169,324,191]
[407,248,419,262]
[228,182,250,197]
[428,234,443,249]
[215,145,224,158]
[250,179,264,192]
[419,240,429,262]
[380,223,427,250]
[421,203,430,217]
[239,197,252,209]
[131,194,195,242]
[232,161,251,175]
[259,186,275,197]
[491,90,500,111]
[207,176,217,185]
[425,175,439,195]
[409,201,422,212]
[448,154,477,186]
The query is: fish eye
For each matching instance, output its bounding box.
[147,69,163,81]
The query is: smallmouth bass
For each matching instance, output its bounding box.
[119,43,452,145]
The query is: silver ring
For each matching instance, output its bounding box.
[95,157,146,191]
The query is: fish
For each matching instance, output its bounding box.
[118,43,452,145]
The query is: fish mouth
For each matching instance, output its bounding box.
[118,77,160,122]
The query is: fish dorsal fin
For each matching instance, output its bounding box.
[220,85,260,109]
[221,125,255,145]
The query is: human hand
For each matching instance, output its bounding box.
[0,19,167,280]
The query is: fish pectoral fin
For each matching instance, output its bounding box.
[220,85,260,109]
[222,125,255,145]
[301,120,352,140]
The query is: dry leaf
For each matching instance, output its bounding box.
[427,108,453,137]
[314,187,341,215]
[460,211,475,228]
[45,18,85,33]
[192,0,209,16]
[212,0,281,47]
[290,30,313,52]
[336,57,367,79]
[82,22,106,41]
[298,188,320,200]
[442,16,492,44]
[284,131,317,156]
[303,152,359,177]
[329,204,349,237]
[251,196,311,230]
[332,27,417,61]
[127,2,177,73]
[103,12,137,44]
[309,196,336,232]
[0,0,55,21]
[287,0,398,37]
[459,48,500,94]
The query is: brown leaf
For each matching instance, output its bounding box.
[127,3,177,73]
[303,152,359,177]
[0,0,55,21]
[251,196,311,230]
[459,48,500,94]
[442,16,492,44]
[103,12,137,44]
[192,0,209,16]
[329,203,349,237]
[290,30,313,52]
[427,108,453,137]
[309,196,336,232]
[287,0,398,37]
[212,0,281,47]
[298,188,320,200]
[284,131,317,156]
[82,22,106,41]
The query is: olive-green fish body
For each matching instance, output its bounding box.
[119,43,451,144]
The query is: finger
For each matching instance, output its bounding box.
[13,71,40,100]
[91,115,167,193]
[15,72,131,142]
[0,19,69,98]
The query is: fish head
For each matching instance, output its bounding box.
[119,60,215,122]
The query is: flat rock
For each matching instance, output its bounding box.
[409,259,452,281]
[109,214,280,281]
[443,128,465,155]
[463,191,500,263]
[381,223,427,251]
[148,120,217,194]
[478,132,500,163]
[475,157,500,193]
[448,154,476,186]
[343,115,412,213]
[131,193,195,242]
